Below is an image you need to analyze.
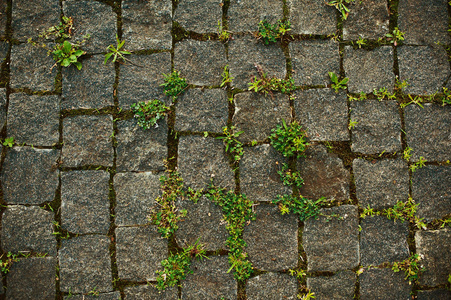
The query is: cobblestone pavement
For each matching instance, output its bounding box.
[0,0,450,299]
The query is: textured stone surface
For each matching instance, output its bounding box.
[303,205,359,272]
[353,159,409,209]
[228,0,284,32]
[244,204,298,271]
[8,93,59,146]
[0,88,6,130]
[61,171,110,234]
[350,100,402,154]
[0,1,6,37]
[359,268,411,299]
[59,235,113,294]
[344,46,394,94]
[343,0,389,40]
[124,285,178,300]
[116,226,167,281]
[288,0,336,35]
[0,41,7,63]
[247,272,298,300]
[175,0,222,33]
[417,289,451,300]
[62,115,114,167]
[64,292,121,300]
[306,271,356,300]
[1,147,59,205]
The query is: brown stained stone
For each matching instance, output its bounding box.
[174,0,223,33]
[124,285,178,300]
[228,0,284,33]
[247,272,298,300]
[288,0,336,35]
[306,271,356,300]
[359,268,411,299]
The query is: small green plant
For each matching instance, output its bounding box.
[348,119,358,130]
[217,20,231,42]
[360,204,381,218]
[403,146,413,162]
[1,252,20,274]
[131,99,169,129]
[410,156,427,172]
[220,65,233,87]
[392,253,425,284]
[3,137,14,148]
[52,40,86,70]
[87,287,100,296]
[104,35,132,64]
[257,19,290,45]
[269,119,308,159]
[373,87,396,101]
[356,37,366,48]
[440,87,451,106]
[161,70,188,100]
[395,79,409,92]
[216,126,244,163]
[273,194,327,221]
[327,0,355,20]
[278,163,304,189]
[329,72,349,92]
[385,27,405,46]
[38,16,73,41]
[400,94,424,108]
[348,92,366,101]
[248,66,295,95]
[299,291,316,300]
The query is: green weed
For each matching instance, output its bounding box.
[273,194,327,221]
[385,27,405,46]
[217,20,231,42]
[326,0,355,20]
[257,19,290,45]
[356,37,367,48]
[373,87,396,101]
[2,137,14,148]
[248,66,295,95]
[278,163,304,189]
[161,70,188,100]
[216,126,244,163]
[329,72,349,93]
[392,253,425,284]
[220,65,233,88]
[1,252,20,274]
[131,99,169,129]
[269,119,308,159]
[410,156,427,173]
[104,35,132,64]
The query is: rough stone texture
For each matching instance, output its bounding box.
[12,0,59,41]
[116,118,167,172]
[240,144,291,202]
[10,43,57,91]
[0,1,6,37]
[1,147,59,205]
[398,46,450,95]
[359,268,411,300]
[6,257,56,300]
[114,172,160,226]
[405,103,450,161]
[294,89,348,141]
[64,292,121,300]
[398,0,450,45]
[7,93,60,146]
[176,196,229,251]
[415,229,451,286]
[61,171,110,234]
[174,40,226,86]
[118,53,171,109]
[175,88,228,133]
[122,0,172,50]
[350,100,402,154]
[228,0,284,32]
[62,55,115,109]
[290,40,340,86]
[243,204,298,271]
[0,88,5,130]
[62,115,113,167]
[344,46,394,94]
[303,205,359,272]
[288,0,336,35]
[63,0,116,53]
[228,36,286,90]
[59,235,113,294]
[233,92,291,143]
[353,159,410,209]
[417,289,451,300]
[178,135,234,190]
[297,145,350,201]
[247,272,298,300]
[175,0,222,33]
[306,271,356,300]
[116,226,167,281]
[124,285,178,300]
[0,41,8,63]
[343,0,389,40]
[182,256,237,300]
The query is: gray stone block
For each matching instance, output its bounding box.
[65,292,120,300]
[1,147,59,205]
[175,0,222,33]
[303,205,359,272]
[0,41,9,63]
[62,115,114,167]
[7,93,60,146]
[0,88,4,129]
[417,289,451,300]
[359,268,411,299]
[124,285,178,300]
[288,0,336,35]
[306,271,356,300]
[59,235,113,294]
[247,272,298,300]
[228,0,284,33]
[0,1,6,37]
[294,89,349,141]
[61,171,110,234]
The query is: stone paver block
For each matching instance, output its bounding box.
[228,36,286,90]
[0,88,5,130]
[114,172,160,226]
[247,272,298,300]
[240,144,291,202]
[405,103,450,161]
[353,159,409,209]
[228,0,283,32]
[122,0,172,50]
[62,55,115,109]
[297,145,350,201]
[59,235,113,294]
[288,0,336,35]
[118,53,171,109]
[398,0,450,45]
[233,92,291,143]
[61,171,110,234]
[343,0,389,40]
[124,285,178,300]
[0,1,6,37]
[8,93,59,146]
[182,256,237,299]
[64,292,121,300]
[344,46,394,94]
[306,271,356,300]
[176,196,229,251]
[243,204,298,271]
[2,206,56,256]
[415,229,451,286]
[398,46,450,95]
[62,115,114,167]
[350,100,402,154]
[116,118,168,172]
[63,0,116,53]
[178,135,234,190]
[303,205,359,272]
[417,289,451,300]
[1,147,59,205]
[0,41,8,63]
[175,0,222,33]
[290,40,340,86]
[174,40,226,86]
[359,268,411,299]
[175,88,228,133]
[294,89,348,141]
[6,257,56,300]
[116,226,167,281]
